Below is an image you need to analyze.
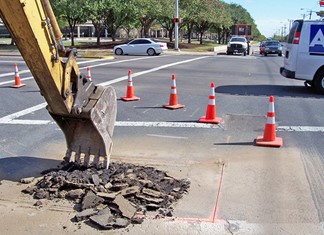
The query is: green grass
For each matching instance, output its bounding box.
[180,41,223,52]
[62,40,82,47]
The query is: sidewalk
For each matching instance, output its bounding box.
[0,143,322,235]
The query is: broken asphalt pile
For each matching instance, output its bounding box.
[21,162,190,230]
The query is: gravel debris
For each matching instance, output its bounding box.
[22,162,190,230]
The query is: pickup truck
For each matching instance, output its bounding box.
[227,36,250,56]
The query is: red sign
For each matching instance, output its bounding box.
[320,0,324,6]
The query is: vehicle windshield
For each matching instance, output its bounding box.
[265,41,280,46]
[230,37,246,42]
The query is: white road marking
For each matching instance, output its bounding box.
[0,56,161,84]
[1,116,324,134]
[0,76,33,86]
[278,126,324,132]
[115,121,220,129]
[0,69,31,78]
[1,119,52,125]
[78,56,162,70]
[0,103,47,123]
[0,60,26,64]
[147,134,188,139]
[100,56,209,86]
[0,119,221,128]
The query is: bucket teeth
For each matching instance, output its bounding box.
[83,149,91,167]
[74,146,81,164]
[64,148,110,169]
[93,153,100,168]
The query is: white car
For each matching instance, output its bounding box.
[113,38,168,56]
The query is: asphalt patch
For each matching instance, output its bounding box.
[21,162,190,230]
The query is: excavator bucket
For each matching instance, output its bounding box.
[50,86,117,169]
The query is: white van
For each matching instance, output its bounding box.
[280,20,324,94]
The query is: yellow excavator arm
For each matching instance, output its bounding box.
[0,0,117,168]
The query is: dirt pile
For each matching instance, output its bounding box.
[22,162,190,230]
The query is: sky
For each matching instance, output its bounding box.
[223,0,324,37]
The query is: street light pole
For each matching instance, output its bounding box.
[301,8,313,20]
[175,0,179,51]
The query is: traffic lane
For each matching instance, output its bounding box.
[0,57,30,79]
[1,53,324,134]
[0,55,208,119]
[86,54,201,85]
[0,79,44,118]
[2,54,324,128]
[2,53,324,125]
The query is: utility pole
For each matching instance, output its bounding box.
[175,0,179,51]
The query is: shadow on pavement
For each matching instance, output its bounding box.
[216,84,322,99]
[0,156,61,182]
[214,141,255,146]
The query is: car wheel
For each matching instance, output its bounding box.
[278,53,282,57]
[115,48,123,55]
[314,69,324,94]
[147,48,156,56]
[264,53,267,56]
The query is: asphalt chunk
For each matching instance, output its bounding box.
[22,162,190,230]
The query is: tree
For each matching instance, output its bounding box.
[103,0,139,41]
[50,0,88,46]
[180,0,202,44]
[211,2,232,44]
[119,0,141,39]
[194,0,224,44]
[225,3,262,40]
[155,0,175,42]
[84,0,108,46]
[136,0,159,37]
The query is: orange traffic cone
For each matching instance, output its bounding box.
[199,82,222,124]
[256,96,283,147]
[11,63,26,88]
[163,74,185,109]
[121,70,140,101]
[87,67,92,81]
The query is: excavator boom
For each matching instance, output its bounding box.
[0,0,117,168]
